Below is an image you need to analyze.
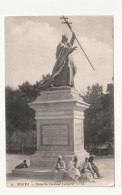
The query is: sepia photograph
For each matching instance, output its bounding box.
[5,16,114,187]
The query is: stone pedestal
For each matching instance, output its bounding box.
[29,86,89,168]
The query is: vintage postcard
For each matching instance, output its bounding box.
[5,16,114,187]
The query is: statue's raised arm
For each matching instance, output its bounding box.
[70,32,76,46]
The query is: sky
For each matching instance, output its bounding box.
[5,16,113,93]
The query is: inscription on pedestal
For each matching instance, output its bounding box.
[75,124,83,145]
[40,124,69,146]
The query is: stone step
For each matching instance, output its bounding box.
[12,163,104,180]
[12,167,69,179]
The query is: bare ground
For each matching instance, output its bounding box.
[6,154,114,187]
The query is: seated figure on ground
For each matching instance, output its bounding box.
[88,154,103,179]
[80,157,94,183]
[15,160,28,169]
[68,155,81,182]
[54,155,66,182]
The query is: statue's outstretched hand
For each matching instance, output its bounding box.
[70,46,77,53]
[73,46,77,50]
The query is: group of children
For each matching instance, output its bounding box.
[14,154,103,183]
[54,154,103,183]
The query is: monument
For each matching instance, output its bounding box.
[12,16,91,178]
[29,86,89,168]
[28,17,90,169]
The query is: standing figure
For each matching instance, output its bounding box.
[68,155,81,182]
[54,155,66,182]
[52,32,77,87]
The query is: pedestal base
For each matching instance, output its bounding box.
[30,149,89,168]
[28,86,89,169]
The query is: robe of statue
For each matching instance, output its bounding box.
[52,34,77,87]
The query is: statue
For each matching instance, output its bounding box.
[40,16,95,90]
[51,32,77,87]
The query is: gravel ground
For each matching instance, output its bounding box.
[6,154,114,187]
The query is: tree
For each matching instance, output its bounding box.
[18,74,51,102]
[83,84,104,146]
[5,86,36,133]
[102,83,114,145]
[82,83,114,154]
[5,74,51,152]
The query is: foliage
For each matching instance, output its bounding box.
[5,74,50,153]
[6,78,114,155]
[82,83,114,153]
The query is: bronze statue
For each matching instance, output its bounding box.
[40,16,94,89]
[51,32,77,87]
